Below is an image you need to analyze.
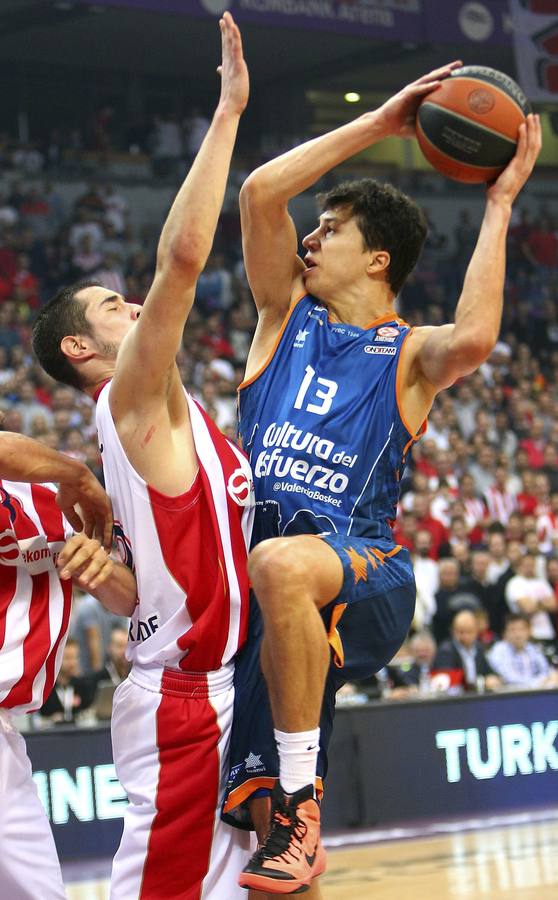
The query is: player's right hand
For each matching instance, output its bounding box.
[56,467,113,550]
[57,533,114,591]
[374,61,462,140]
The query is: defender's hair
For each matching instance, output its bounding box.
[32,280,98,390]
[316,178,428,295]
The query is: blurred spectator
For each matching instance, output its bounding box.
[388,631,437,695]
[39,638,96,723]
[468,443,496,495]
[183,106,210,163]
[411,492,448,559]
[488,613,558,688]
[505,553,557,645]
[520,417,547,469]
[486,530,509,583]
[433,610,501,692]
[150,113,183,178]
[73,591,128,675]
[95,626,131,686]
[432,557,480,644]
[484,464,517,525]
[411,530,439,629]
[536,491,558,554]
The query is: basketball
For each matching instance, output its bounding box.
[416,66,531,184]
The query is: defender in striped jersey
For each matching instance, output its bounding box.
[0,431,136,900]
[32,14,256,900]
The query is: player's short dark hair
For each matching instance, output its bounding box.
[316,178,428,295]
[32,280,97,390]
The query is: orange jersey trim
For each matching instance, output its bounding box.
[223,776,324,814]
[239,292,307,391]
[395,326,428,450]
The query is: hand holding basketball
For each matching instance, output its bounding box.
[373,61,463,140]
[487,113,542,206]
[416,66,532,183]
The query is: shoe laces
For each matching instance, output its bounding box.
[257,799,308,863]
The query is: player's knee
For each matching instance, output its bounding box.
[248,539,308,602]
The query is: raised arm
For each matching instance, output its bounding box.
[0,431,112,548]
[411,114,542,393]
[112,12,249,406]
[240,61,462,331]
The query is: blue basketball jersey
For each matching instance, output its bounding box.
[238,294,425,545]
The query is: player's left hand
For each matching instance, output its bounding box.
[486,113,542,206]
[56,467,113,550]
[374,61,462,139]
[217,11,249,116]
[57,532,114,591]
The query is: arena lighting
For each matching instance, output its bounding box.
[344,92,361,103]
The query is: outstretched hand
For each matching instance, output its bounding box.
[486,113,542,206]
[375,61,462,139]
[217,11,249,116]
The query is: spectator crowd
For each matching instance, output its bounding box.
[1,167,557,725]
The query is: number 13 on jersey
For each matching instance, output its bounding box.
[293,365,338,416]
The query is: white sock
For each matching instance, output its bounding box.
[275,727,320,796]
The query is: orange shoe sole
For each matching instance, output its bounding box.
[238,844,326,894]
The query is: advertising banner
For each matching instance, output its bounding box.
[75,0,512,45]
[26,689,558,859]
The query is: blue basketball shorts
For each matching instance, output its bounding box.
[222,535,416,829]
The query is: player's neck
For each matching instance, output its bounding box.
[83,362,117,400]
[325,285,395,329]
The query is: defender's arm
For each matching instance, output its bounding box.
[111,13,248,408]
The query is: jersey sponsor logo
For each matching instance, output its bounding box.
[294,328,310,348]
[254,421,358,498]
[227,467,254,507]
[364,345,397,356]
[0,530,21,563]
[0,532,64,573]
[376,326,399,339]
[128,612,159,643]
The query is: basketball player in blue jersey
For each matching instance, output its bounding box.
[225,62,541,895]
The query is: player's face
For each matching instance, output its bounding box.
[78,286,141,357]
[301,211,372,300]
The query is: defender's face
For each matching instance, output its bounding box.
[302,211,372,299]
[77,286,141,356]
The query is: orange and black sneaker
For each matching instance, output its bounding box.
[238,782,326,894]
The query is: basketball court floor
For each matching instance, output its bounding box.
[64,809,558,899]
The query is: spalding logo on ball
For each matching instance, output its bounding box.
[416,66,531,184]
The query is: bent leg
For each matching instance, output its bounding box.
[248,535,343,733]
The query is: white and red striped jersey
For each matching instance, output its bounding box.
[96,383,254,672]
[0,481,72,715]
[537,511,558,554]
[484,486,517,526]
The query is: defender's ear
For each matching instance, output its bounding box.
[367,250,391,277]
[60,335,95,364]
